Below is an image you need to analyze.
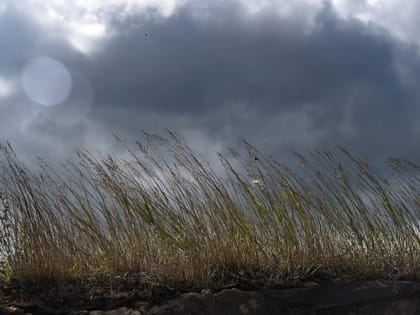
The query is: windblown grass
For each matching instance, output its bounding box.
[0,130,419,290]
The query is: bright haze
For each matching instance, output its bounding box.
[0,0,419,169]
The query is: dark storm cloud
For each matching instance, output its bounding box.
[81,2,420,165]
[0,1,419,170]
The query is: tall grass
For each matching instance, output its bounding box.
[0,130,419,288]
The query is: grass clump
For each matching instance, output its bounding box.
[0,130,419,302]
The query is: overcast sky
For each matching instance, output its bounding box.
[0,0,419,171]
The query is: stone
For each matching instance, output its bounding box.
[137,281,420,315]
[262,279,420,310]
[3,280,420,315]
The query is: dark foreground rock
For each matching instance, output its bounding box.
[2,280,420,315]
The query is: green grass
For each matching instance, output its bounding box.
[0,130,419,299]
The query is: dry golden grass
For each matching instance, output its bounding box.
[0,130,419,290]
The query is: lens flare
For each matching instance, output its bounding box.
[22,56,72,107]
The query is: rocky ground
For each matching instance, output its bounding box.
[1,280,420,315]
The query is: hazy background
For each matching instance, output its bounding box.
[0,0,419,171]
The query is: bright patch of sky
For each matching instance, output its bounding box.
[0,2,6,15]
[331,0,420,45]
[0,77,13,99]
[21,56,72,107]
[6,0,188,54]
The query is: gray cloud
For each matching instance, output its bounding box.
[0,1,419,171]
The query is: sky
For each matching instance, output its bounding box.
[0,0,419,171]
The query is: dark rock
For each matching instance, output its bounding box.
[86,296,139,311]
[133,301,149,313]
[86,297,109,311]
[262,279,420,309]
[3,280,420,315]
[142,280,420,315]
[147,288,291,315]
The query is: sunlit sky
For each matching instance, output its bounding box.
[0,0,419,169]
